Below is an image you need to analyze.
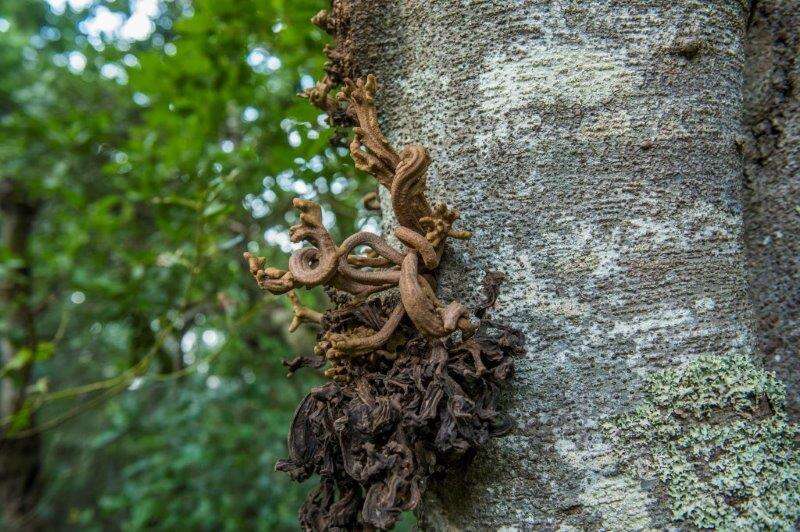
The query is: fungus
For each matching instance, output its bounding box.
[245,3,522,529]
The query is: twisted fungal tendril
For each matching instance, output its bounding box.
[244,3,523,529]
[245,73,476,361]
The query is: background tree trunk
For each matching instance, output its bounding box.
[0,181,43,530]
[350,0,799,529]
[743,0,800,420]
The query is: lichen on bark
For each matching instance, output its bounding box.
[606,353,800,530]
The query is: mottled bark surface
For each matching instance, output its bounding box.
[742,0,800,420]
[346,0,798,529]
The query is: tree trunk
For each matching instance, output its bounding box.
[742,0,800,420]
[0,181,43,530]
[350,0,799,529]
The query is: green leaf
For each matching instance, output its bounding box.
[28,377,49,394]
[34,341,55,361]
[0,347,32,377]
[7,403,31,436]
[202,201,227,218]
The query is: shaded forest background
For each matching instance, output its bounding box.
[0,0,390,528]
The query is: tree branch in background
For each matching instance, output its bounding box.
[0,178,42,529]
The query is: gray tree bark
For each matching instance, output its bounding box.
[349,0,799,529]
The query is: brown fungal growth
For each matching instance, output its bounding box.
[361,190,381,212]
[244,4,522,529]
[301,0,355,129]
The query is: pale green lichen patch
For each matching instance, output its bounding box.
[607,353,800,530]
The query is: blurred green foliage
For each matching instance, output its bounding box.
[0,0,381,528]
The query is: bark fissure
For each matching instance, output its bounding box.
[742,0,800,420]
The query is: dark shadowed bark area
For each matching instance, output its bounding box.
[743,0,800,420]
[347,0,799,529]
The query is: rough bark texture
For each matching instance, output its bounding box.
[742,0,800,420]
[348,0,799,529]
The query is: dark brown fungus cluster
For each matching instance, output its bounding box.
[243,4,523,529]
[301,0,355,130]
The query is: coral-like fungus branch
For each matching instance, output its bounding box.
[287,291,323,333]
[250,72,473,360]
[301,2,354,129]
[244,3,521,530]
